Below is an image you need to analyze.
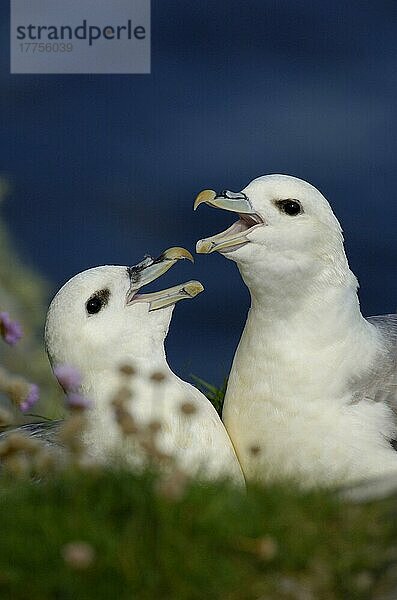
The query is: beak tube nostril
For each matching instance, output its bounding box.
[219,190,249,200]
[193,188,255,215]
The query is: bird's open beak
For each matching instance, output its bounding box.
[130,281,204,312]
[127,247,204,311]
[194,190,265,254]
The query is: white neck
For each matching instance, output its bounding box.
[81,335,171,402]
[79,332,174,462]
[230,260,381,404]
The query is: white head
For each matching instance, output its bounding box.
[45,248,203,376]
[195,174,357,300]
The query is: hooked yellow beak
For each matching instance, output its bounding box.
[135,280,204,312]
[128,246,193,291]
[193,189,218,210]
[127,247,203,310]
[194,189,264,255]
[161,247,194,262]
[194,189,256,214]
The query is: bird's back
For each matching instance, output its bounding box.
[365,314,397,411]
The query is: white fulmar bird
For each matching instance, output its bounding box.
[195,174,397,488]
[44,247,244,484]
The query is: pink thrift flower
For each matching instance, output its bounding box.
[20,384,40,413]
[66,392,92,410]
[54,364,82,392]
[0,312,23,346]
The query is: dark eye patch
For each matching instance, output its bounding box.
[275,199,302,216]
[85,288,110,315]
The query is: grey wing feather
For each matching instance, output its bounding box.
[0,419,64,448]
[0,420,66,479]
[366,314,397,409]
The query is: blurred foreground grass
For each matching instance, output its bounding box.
[0,468,396,600]
[0,178,63,419]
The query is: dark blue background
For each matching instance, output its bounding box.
[1,1,396,384]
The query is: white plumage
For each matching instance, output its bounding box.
[45,249,244,485]
[196,174,397,488]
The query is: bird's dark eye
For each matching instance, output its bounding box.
[276,199,302,216]
[85,288,110,315]
[86,297,103,314]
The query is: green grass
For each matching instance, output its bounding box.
[0,468,395,600]
[191,376,228,415]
